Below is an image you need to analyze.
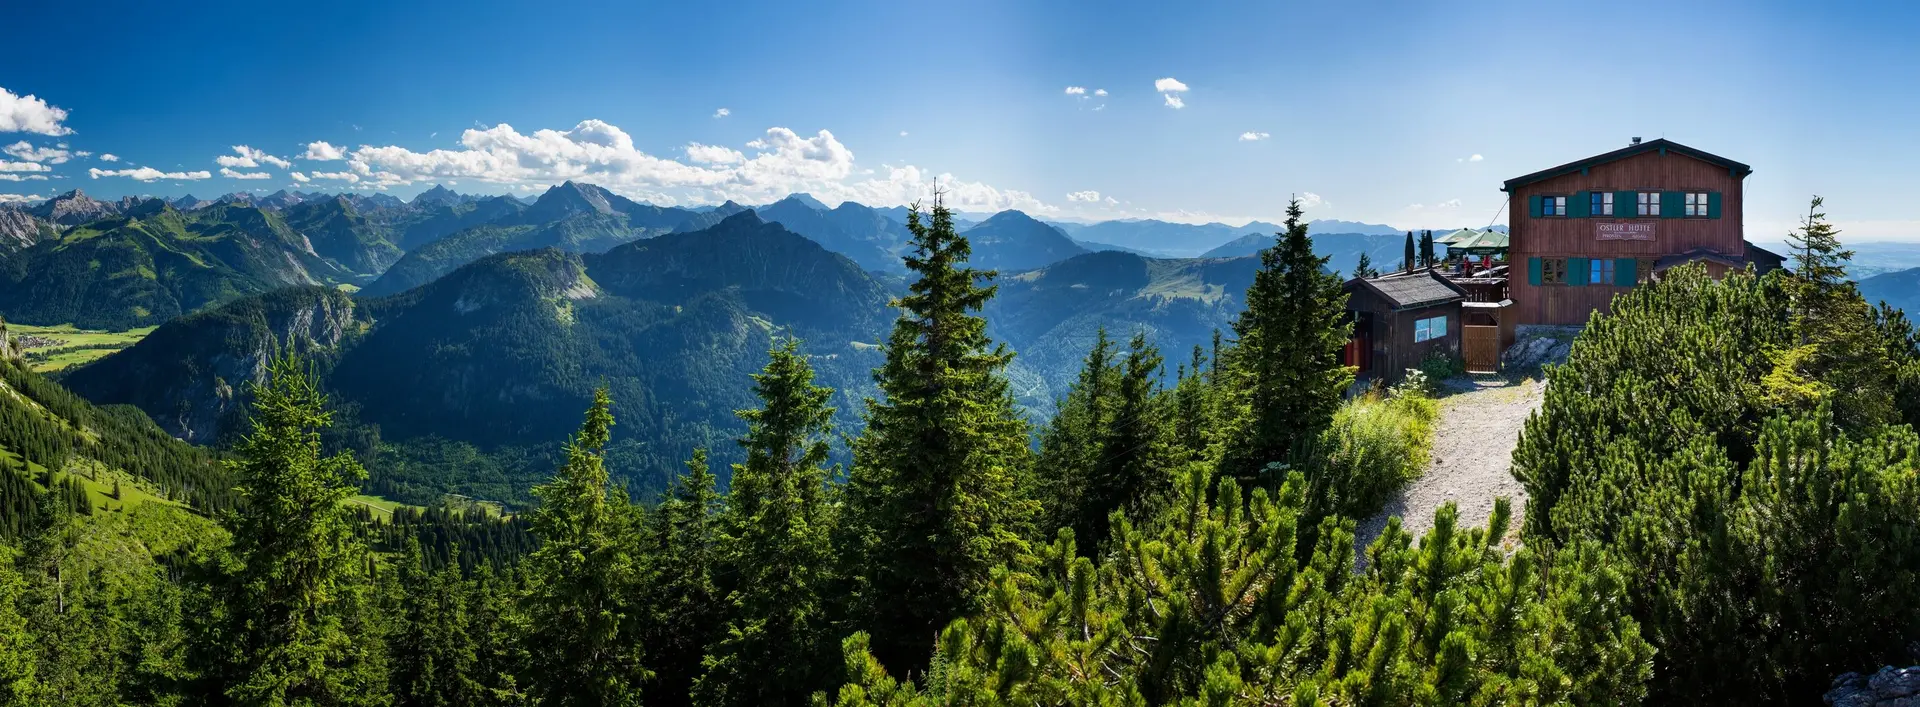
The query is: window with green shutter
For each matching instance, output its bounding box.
[1568,257,1589,287]
[1569,191,1591,217]
[1614,257,1637,286]
[1708,192,1722,218]
[1660,191,1685,218]
[1616,191,1639,217]
[1529,195,1542,218]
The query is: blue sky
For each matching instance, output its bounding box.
[2,0,1916,239]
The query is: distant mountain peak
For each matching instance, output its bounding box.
[717,209,765,228]
[784,192,830,210]
[527,181,616,218]
[412,184,464,207]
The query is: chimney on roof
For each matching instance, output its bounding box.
[1631,137,1643,145]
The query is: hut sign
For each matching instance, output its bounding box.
[1596,222,1656,241]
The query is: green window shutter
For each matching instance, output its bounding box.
[1528,195,1542,218]
[1570,191,1590,218]
[1708,192,1723,218]
[1660,191,1684,218]
[1568,257,1589,286]
[1527,257,1542,286]
[1614,257,1637,286]
[1615,191,1637,217]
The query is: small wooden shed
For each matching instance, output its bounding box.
[1342,270,1468,381]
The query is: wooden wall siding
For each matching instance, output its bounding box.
[1509,149,1746,325]
[1346,283,1462,379]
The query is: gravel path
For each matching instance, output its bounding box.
[1353,376,1543,563]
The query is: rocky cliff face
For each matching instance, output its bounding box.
[61,287,364,442]
[1827,666,1920,706]
[0,207,51,253]
[0,317,21,363]
[28,189,119,226]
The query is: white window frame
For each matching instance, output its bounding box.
[1638,191,1660,216]
[1414,315,1448,343]
[1542,195,1567,217]
[1592,191,1613,216]
[1684,192,1710,217]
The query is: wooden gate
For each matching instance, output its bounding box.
[1463,325,1500,374]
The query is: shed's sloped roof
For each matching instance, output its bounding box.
[1352,270,1467,309]
[1501,138,1752,192]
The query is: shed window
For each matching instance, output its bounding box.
[1637,191,1660,216]
[1541,257,1568,285]
[1415,315,1448,343]
[1591,191,1613,216]
[1590,258,1614,285]
[1542,195,1567,217]
[1684,192,1710,217]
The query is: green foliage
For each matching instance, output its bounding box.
[635,449,723,705]
[1415,350,1465,385]
[1515,258,1920,703]
[1303,388,1438,522]
[695,339,843,706]
[388,535,485,706]
[202,354,388,705]
[1352,251,1378,280]
[837,200,1038,676]
[823,467,1652,705]
[523,388,649,706]
[1220,198,1355,484]
[0,543,32,703]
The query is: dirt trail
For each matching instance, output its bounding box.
[1354,377,1543,561]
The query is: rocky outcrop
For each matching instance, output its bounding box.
[28,189,119,226]
[60,287,364,442]
[0,316,21,363]
[0,206,51,252]
[1502,325,1580,372]
[1828,666,1920,706]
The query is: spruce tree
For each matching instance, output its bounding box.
[1222,198,1354,485]
[209,354,388,705]
[1402,230,1416,272]
[0,543,32,703]
[638,450,722,706]
[1077,332,1169,550]
[1419,229,1436,268]
[390,535,481,707]
[1033,327,1118,536]
[837,198,1036,676]
[1353,252,1377,279]
[695,340,840,706]
[523,389,647,707]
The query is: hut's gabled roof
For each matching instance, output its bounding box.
[1347,269,1467,310]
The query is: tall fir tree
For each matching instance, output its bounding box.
[390,535,482,707]
[1352,251,1377,279]
[1419,229,1436,268]
[1221,198,1355,485]
[1170,344,1218,464]
[1076,332,1170,550]
[836,198,1037,676]
[638,449,723,706]
[695,339,840,706]
[1402,230,1416,273]
[1033,327,1118,537]
[523,389,648,707]
[205,354,389,706]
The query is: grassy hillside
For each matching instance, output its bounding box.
[7,322,155,372]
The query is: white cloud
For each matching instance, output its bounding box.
[1239,131,1270,141]
[220,167,272,180]
[324,118,1058,212]
[303,141,346,161]
[98,153,119,162]
[1154,77,1189,93]
[0,174,47,182]
[1064,86,1087,95]
[1164,94,1185,109]
[0,161,49,173]
[0,87,73,136]
[1297,192,1326,209]
[1469,154,1483,162]
[1437,198,1462,208]
[712,108,730,118]
[899,131,908,137]
[3,141,71,164]
[1094,89,1108,97]
[685,143,745,165]
[89,167,212,181]
[217,145,292,170]
[0,193,39,204]
[1067,190,1101,202]
[290,171,311,183]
